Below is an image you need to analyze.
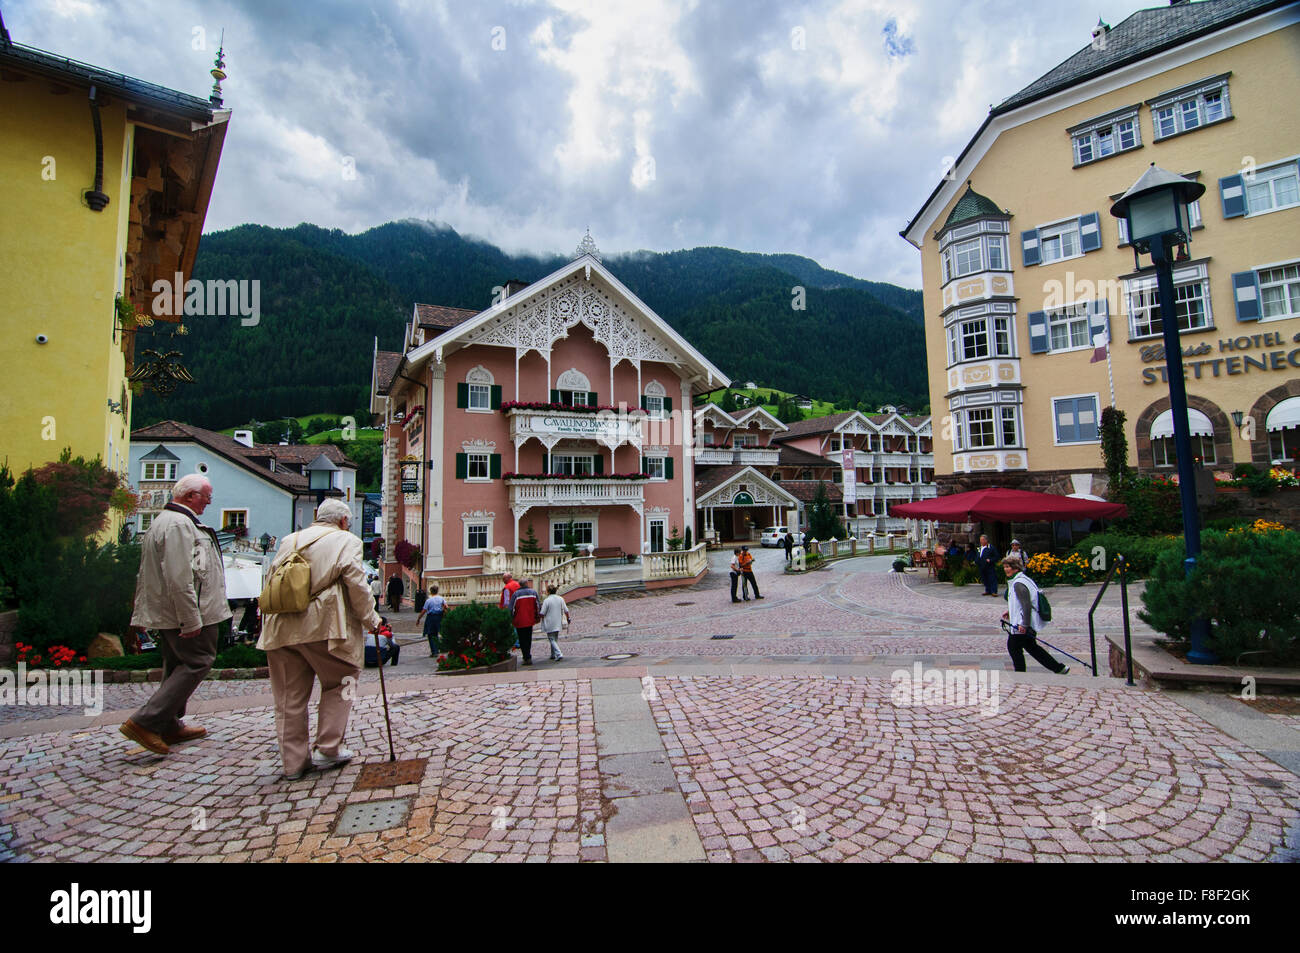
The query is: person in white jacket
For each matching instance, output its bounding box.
[258,499,382,779]
[1000,554,1068,674]
[121,474,230,756]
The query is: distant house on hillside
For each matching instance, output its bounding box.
[743,380,757,390]
[129,422,361,546]
[793,395,814,409]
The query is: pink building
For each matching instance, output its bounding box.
[371,243,727,597]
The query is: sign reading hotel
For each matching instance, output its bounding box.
[841,448,856,504]
[1140,330,1300,384]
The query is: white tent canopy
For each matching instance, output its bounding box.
[1149,408,1214,439]
[1266,397,1300,432]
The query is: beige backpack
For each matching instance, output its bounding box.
[260,530,335,614]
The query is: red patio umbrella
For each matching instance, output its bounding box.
[891,487,1127,522]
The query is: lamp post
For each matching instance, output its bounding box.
[1111,163,1215,664]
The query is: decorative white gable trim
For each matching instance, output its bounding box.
[696,467,798,507]
[732,406,788,431]
[644,379,666,397]
[465,364,494,385]
[460,439,497,453]
[405,256,728,387]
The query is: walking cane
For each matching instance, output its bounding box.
[372,629,396,761]
[1001,620,1089,670]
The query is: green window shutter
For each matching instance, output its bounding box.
[665,456,674,480]
[550,389,560,404]
[455,453,467,479]
[593,455,604,475]
[457,383,468,408]
[640,395,648,411]
[588,391,598,406]
[542,453,549,473]
[664,397,672,412]
[490,385,502,409]
[490,454,502,479]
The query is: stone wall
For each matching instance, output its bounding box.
[1209,487,1300,528]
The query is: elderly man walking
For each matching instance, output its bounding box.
[258,500,382,780]
[121,474,230,755]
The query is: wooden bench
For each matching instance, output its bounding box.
[590,546,626,560]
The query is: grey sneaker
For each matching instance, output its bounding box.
[311,746,356,770]
[1059,666,1070,675]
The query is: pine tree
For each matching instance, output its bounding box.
[808,482,844,541]
[519,523,542,553]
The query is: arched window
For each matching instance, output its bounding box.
[643,379,669,418]
[1267,397,1300,463]
[553,369,594,407]
[462,365,496,412]
[1150,408,1216,467]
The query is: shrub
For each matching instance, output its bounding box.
[13,539,140,652]
[214,644,268,669]
[1112,474,1183,536]
[394,539,421,570]
[947,562,980,587]
[438,601,515,670]
[1070,532,1183,578]
[1025,551,1093,587]
[1138,524,1300,666]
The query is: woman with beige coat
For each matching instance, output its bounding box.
[258,499,382,780]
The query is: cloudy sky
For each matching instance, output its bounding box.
[10,0,1166,286]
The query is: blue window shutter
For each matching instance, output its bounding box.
[1020,229,1040,267]
[1219,174,1246,218]
[640,395,648,411]
[588,391,598,407]
[1028,311,1048,354]
[1232,271,1261,322]
[1078,212,1101,253]
[1080,397,1099,441]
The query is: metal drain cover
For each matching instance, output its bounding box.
[711,634,735,640]
[354,758,428,790]
[602,653,638,660]
[605,621,631,628]
[335,798,412,835]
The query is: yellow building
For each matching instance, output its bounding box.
[902,0,1300,504]
[0,23,228,537]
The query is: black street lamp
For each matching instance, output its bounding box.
[1111,163,1215,664]
[258,532,272,555]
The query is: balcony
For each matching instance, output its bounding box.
[882,484,916,499]
[878,452,913,467]
[695,447,780,466]
[506,477,646,508]
[507,406,642,449]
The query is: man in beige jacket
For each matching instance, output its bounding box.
[121,474,231,755]
[258,499,382,780]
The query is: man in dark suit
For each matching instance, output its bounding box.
[976,534,1000,596]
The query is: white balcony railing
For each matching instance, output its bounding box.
[643,542,708,581]
[507,477,646,507]
[734,448,779,466]
[694,448,735,465]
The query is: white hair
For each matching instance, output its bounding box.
[173,473,210,498]
[315,499,352,526]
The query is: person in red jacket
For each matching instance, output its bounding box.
[509,577,541,666]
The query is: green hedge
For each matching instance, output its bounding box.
[438,601,515,670]
[1138,527,1300,666]
[1070,532,1184,578]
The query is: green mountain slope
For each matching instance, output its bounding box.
[134,222,927,429]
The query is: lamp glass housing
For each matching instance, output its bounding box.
[309,470,331,491]
[1128,189,1184,245]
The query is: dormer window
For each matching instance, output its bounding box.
[1069,106,1141,167]
[1147,74,1231,142]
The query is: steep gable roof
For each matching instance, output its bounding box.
[772,411,858,441]
[414,303,479,330]
[130,421,354,493]
[995,0,1285,114]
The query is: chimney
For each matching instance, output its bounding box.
[502,278,530,298]
[233,430,254,448]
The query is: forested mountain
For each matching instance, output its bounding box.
[134,222,927,429]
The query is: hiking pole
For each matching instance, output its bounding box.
[372,630,396,761]
[1002,620,1089,669]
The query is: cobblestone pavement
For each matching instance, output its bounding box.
[0,667,1297,863]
